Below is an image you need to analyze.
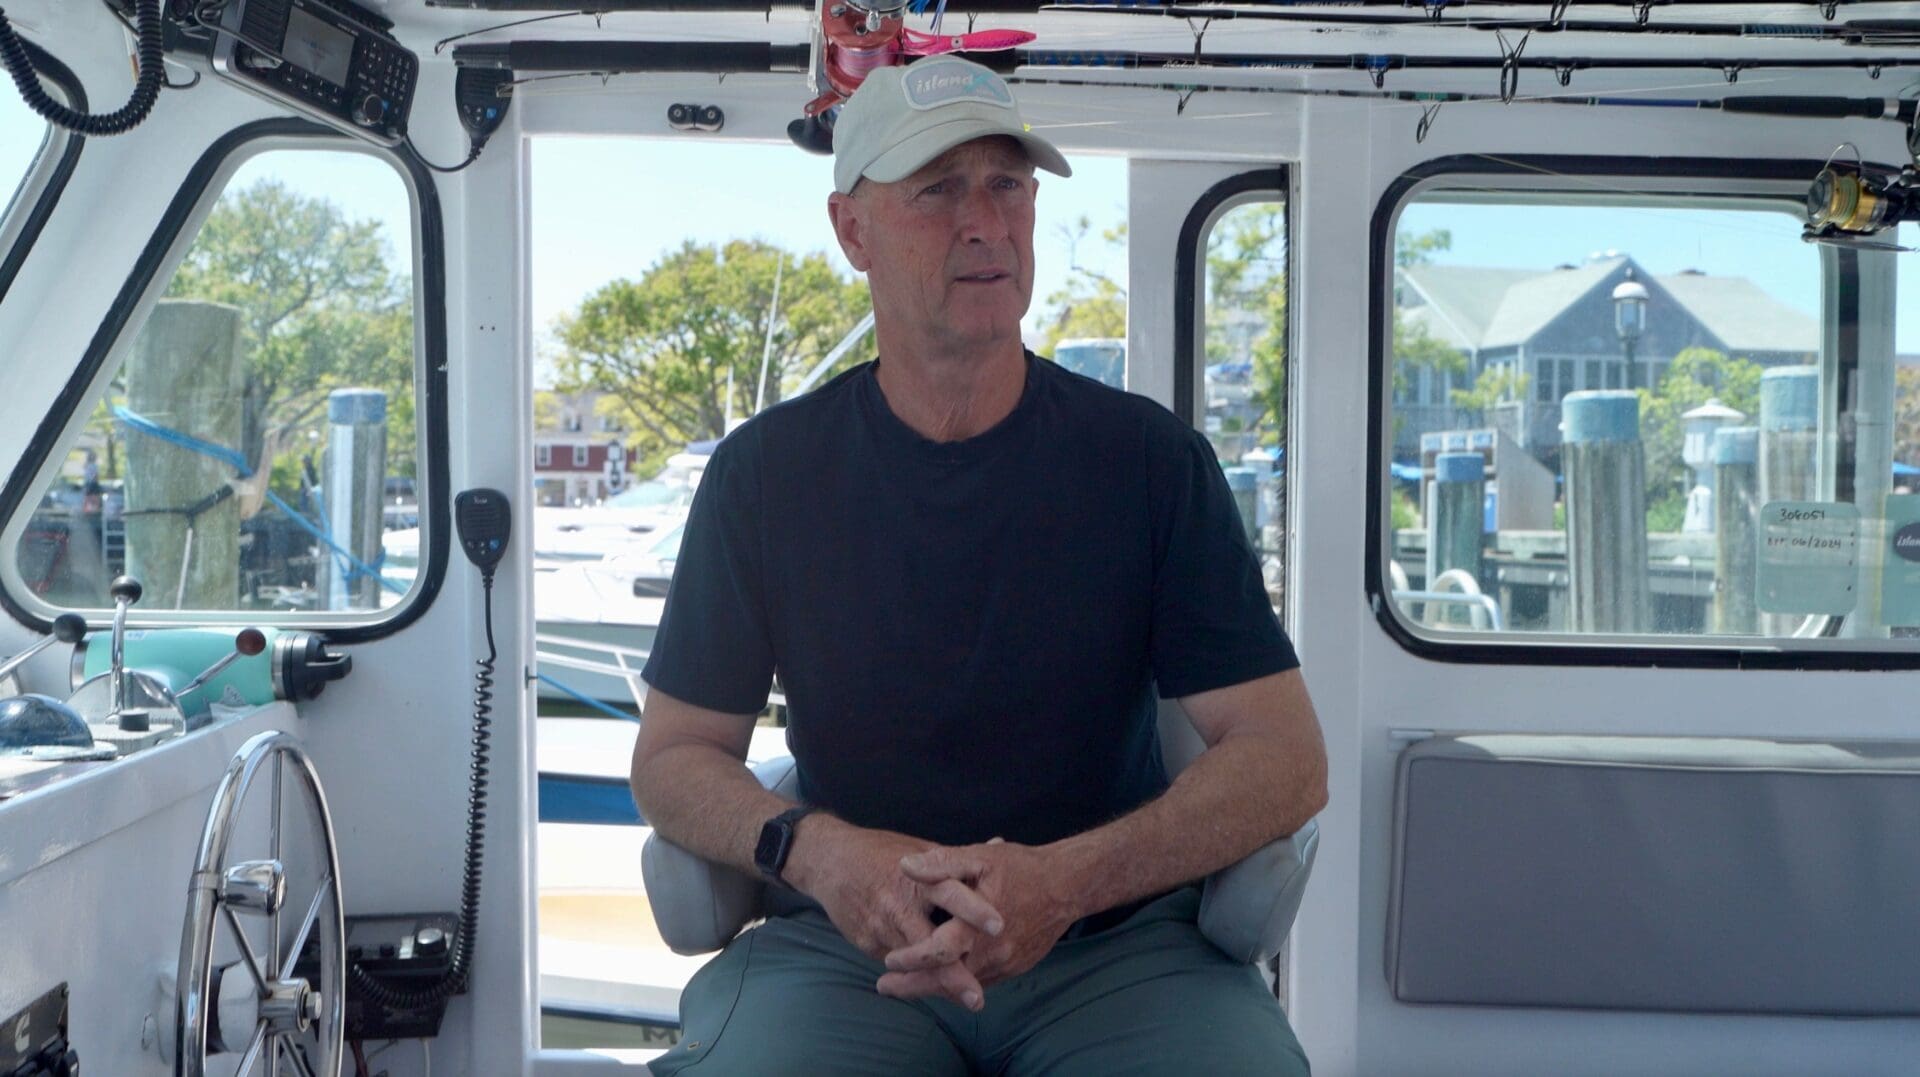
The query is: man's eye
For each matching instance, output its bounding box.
[920,181,947,196]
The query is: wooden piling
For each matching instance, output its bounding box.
[1225,466,1258,548]
[1427,452,1485,608]
[124,300,244,609]
[1712,426,1760,635]
[1562,391,1649,634]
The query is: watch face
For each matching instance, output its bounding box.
[755,817,791,879]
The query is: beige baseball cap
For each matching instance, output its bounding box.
[832,56,1071,196]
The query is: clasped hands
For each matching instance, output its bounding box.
[803,824,1082,1013]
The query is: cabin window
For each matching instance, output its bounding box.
[1376,186,1920,649]
[0,91,50,234]
[1201,198,1287,622]
[8,147,421,617]
[0,93,51,200]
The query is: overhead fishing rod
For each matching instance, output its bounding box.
[1053,5,1920,44]
[1009,74,1920,140]
[424,0,1887,13]
[455,38,1920,83]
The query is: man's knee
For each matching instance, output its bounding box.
[653,917,970,1077]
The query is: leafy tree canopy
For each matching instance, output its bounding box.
[553,239,870,469]
[161,179,414,506]
[1636,346,1763,504]
[1038,216,1127,356]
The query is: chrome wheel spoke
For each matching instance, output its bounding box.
[277,1035,319,1077]
[221,903,272,999]
[270,751,283,975]
[232,1021,269,1075]
[277,876,332,982]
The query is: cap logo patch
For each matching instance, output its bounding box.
[901,61,1014,111]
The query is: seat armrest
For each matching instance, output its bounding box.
[640,756,797,956]
[1197,817,1319,965]
[642,753,1321,965]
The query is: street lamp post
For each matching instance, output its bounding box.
[1612,267,1649,390]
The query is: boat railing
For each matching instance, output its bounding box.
[533,634,788,717]
[1392,565,1505,632]
[535,632,652,715]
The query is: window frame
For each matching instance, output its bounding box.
[0,40,86,308]
[1365,152,1920,671]
[572,444,589,468]
[1175,168,1290,426]
[0,119,450,641]
[1175,169,1291,631]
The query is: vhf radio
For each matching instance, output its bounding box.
[210,0,416,147]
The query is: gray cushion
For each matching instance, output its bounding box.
[643,701,1319,961]
[640,757,796,956]
[1199,819,1319,965]
[1387,733,1920,1015]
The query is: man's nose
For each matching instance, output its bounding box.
[955,185,1011,244]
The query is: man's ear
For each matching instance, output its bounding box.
[828,192,872,273]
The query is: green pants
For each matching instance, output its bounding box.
[649,887,1310,1076]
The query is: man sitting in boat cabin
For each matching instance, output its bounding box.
[631,55,1327,1076]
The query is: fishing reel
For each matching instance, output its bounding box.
[1804,133,1920,251]
[788,0,1033,155]
[1804,162,1920,245]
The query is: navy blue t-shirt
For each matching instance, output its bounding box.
[640,353,1299,848]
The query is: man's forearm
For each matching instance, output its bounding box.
[1045,725,1326,921]
[631,741,796,875]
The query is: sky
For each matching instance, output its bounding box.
[5,85,1920,369]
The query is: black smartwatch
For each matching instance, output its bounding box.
[753,805,817,887]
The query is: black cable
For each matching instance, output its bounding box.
[98,0,200,88]
[348,572,495,1010]
[0,0,165,135]
[406,133,484,174]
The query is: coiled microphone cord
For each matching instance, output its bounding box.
[0,0,165,135]
[349,574,495,1009]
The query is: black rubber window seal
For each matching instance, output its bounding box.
[0,40,88,307]
[1364,152,1917,672]
[0,118,451,643]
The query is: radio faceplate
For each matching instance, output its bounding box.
[211,0,417,147]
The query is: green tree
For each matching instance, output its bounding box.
[1204,207,1287,446]
[1894,366,1920,472]
[1038,216,1128,356]
[1451,364,1530,422]
[1396,227,1453,269]
[1637,346,1763,508]
[163,179,414,505]
[552,239,870,467]
[1392,228,1468,400]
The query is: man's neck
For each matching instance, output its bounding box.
[872,337,1028,444]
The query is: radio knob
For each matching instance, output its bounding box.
[353,95,387,127]
[240,48,280,72]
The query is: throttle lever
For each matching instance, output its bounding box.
[0,613,86,685]
[107,575,143,719]
[175,628,268,701]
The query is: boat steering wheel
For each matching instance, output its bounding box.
[174,731,345,1077]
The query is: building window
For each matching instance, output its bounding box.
[572,445,589,467]
[537,444,551,468]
